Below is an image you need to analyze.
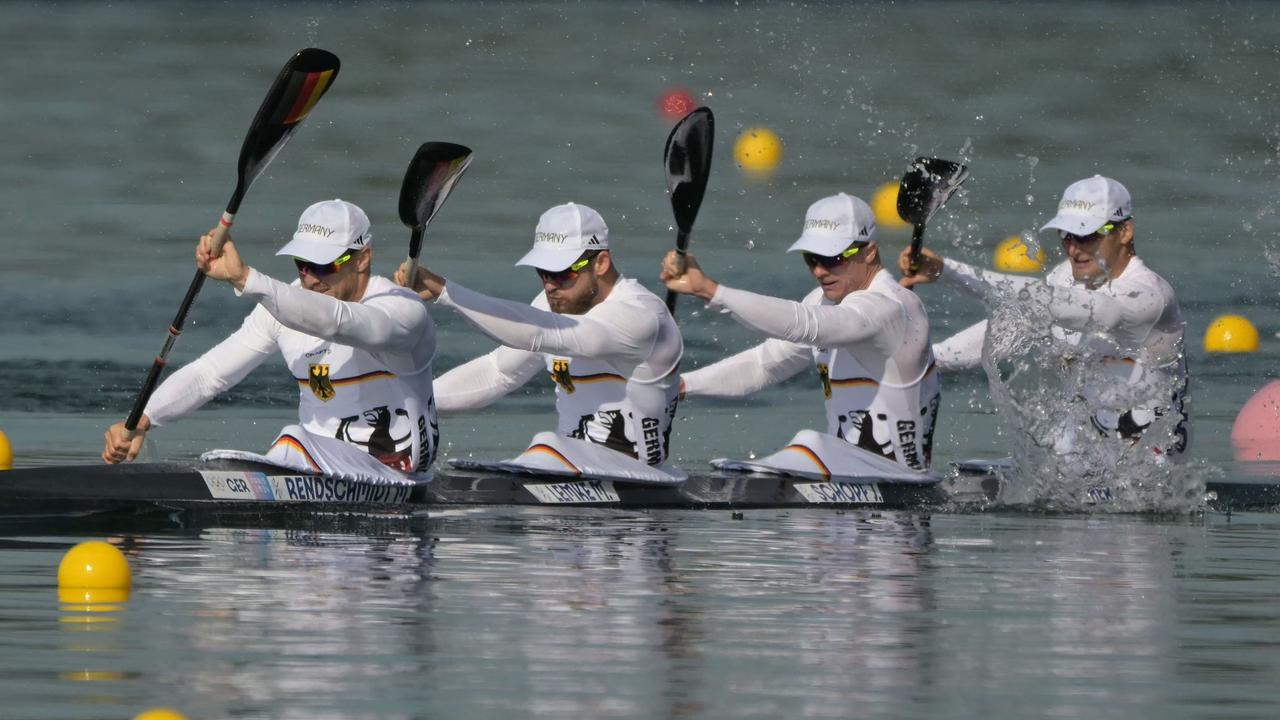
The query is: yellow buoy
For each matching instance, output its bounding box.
[871,182,910,230]
[733,127,782,177]
[58,586,131,606]
[134,709,189,720]
[992,234,1046,273]
[0,429,11,470]
[1204,314,1260,353]
[58,540,131,592]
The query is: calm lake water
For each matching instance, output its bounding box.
[2,1,1280,718]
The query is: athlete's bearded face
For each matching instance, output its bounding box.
[806,242,880,302]
[538,252,603,314]
[1060,220,1132,287]
[298,247,371,302]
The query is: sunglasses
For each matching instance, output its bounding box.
[802,244,863,270]
[536,254,594,285]
[294,251,355,277]
[1058,220,1124,244]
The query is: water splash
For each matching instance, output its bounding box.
[978,281,1204,513]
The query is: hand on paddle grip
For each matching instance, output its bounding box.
[103,415,151,464]
[395,260,447,302]
[661,250,718,301]
[197,230,250,290]
[897,247,944,288]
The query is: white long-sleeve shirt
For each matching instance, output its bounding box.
[433,277,683,466]
[144,270,439,472]
[682,269,941,470]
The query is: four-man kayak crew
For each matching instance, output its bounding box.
[395,202,684,477]
[102,199,439,481]
[661,193,941,476]
[899,175,1190,459]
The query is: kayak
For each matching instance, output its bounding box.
[1,456,1272,520]
[0,456,946,517]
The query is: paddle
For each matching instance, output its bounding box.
[398,142,474,282]
[124,48,340,435]
[662,106,715,314]
[898,156,971,276]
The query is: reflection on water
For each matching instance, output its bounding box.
[2,510,1279,718]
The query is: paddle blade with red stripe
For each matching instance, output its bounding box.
[230,48,340,213]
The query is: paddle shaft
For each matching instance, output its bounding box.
[403,227,425,288]
[907,223,926,275]
[124,209,237,434]
[663,228,692,313]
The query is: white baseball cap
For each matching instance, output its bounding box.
[1040,176,1132,236]
[276,199,373,263]
[515,202,610,271]
[786,193,877,256]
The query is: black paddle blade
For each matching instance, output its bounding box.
[896,157,971,227]
[398,142,474,260]
[230,48,340,213]
[664,107,714,240]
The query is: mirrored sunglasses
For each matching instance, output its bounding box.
[802,244,863,270]
[1058,221,1123,244]
[536,254,593,284]
[294,251,355,277]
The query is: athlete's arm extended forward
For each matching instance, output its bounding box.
[239,269,432,358]
[931,319,987,371]
[433,346,544,412]
[708,285,904,355]
[661,250,903,352]
[196,234,431,358]
[143,307,278,425]
[437,282,659,365]
[681,337,812,398]
[939,258,1164,334]
[104,308,277,463]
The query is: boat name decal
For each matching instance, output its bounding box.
[794,482,884,504]
[525,480,619,504]
[280,476,411,504]
[201,471,410,504]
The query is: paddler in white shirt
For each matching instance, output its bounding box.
[395,202,684,476]
[898,175,1190,459]
[102,199,439,481]
[661,192,941,474]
